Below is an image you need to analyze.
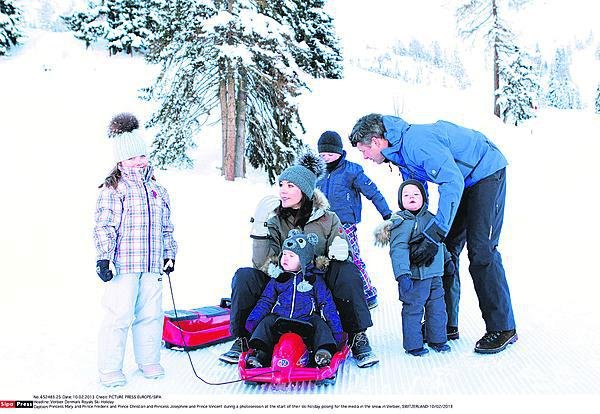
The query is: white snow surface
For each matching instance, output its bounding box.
[2,2,600,413]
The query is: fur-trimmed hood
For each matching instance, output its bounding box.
[373,211,413,247]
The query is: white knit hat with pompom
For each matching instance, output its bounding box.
[107,113,147,163]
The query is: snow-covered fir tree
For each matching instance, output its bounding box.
[545,48,582,110]
[456,0,528,117]
[62,2,107,48]
[496,45,540,126]
[0,0,23,56]
[62,0,160,54]
[105,0,160,55]
[145,0,311,182]
[259,0,342,79]
[595,84,600,114]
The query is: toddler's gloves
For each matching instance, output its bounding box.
[396,274,413,294]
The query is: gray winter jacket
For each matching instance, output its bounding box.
[375,208,448,280]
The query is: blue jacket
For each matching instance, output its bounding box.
[245,265,343,336]
[388,209,447,280]
[381,116,507,241]
[317,151,391,224]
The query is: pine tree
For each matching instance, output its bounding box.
[62,2,108,48]
[259,0,342,79]
[62,0,159,55]
[456,0,529,117]
[144,0,309,182]
[105,0,159,55]
[496,45,540,126]
[545,48,582,110]
[0,0,23,56]
[594,84,600,114]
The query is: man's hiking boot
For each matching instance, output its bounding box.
[474,329,518,354]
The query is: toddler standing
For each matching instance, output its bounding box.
[375,179,450,356]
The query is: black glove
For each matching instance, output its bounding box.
[163,259,175,275]
[383,213,392,220]
[444,258,456,277]
[410,237,439,267]
[96,259,113,282]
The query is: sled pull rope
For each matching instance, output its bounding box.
[166,273,279,385]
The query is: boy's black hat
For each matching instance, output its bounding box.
[398,179,428,210]
[318,131,344,155]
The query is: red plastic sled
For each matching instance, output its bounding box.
[238,318,349,386]
[163,298,233,351]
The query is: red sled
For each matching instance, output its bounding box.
[239,318,349,386]
[162,298,233,351]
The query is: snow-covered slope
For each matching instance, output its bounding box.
[1,11,600,414]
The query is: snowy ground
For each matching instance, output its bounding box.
[1,23,600,414]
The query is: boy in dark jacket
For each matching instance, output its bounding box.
[375,180,450,356]
[245,230,343,368]
[316,131,391,309]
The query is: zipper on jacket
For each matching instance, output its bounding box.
[289,274,297,318]
[143,182,152,273]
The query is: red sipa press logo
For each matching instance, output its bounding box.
[0,400,34,408]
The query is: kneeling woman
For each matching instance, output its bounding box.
[219,152,378,368]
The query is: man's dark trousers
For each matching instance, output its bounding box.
[443,168,515,332]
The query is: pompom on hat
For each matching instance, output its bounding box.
[107,113,148,164]
[278,151,325,199]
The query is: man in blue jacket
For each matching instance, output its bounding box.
[349,113,517,354]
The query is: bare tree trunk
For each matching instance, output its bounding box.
[224,67,236,181]
[219,79,227,177]
[235,68,247,178]
[492,0,500,118]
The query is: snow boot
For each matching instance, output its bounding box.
[429,342,451,353]
[474,329,518,354]
[99,370,126,387]
[219,337,247,364]
[246,349,269,368]
[138,364,165,379]
[314,349,332,367]
[447,326,459,340]
[350,331,379,368]
[405,347,429,357]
